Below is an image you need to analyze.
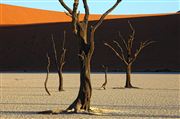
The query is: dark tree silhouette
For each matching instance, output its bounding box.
[105,21,154,88]
[59,0,121,112]
[44,53,51,95]
[51,32,66,91]
[100,65,108,90]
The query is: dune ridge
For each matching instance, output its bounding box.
[0,4,178,26]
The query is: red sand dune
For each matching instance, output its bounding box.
[0,4,178,25]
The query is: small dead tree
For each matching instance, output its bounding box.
[100,65,108,90]
[59,0,121,112]
[104,21,154,88]
[51,32,66,91]
[44,53,51,95]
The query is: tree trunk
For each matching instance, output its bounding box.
[58,69,63,91]
[125,64,133,88]
[66,28,93,112]
[101,65,108,89]
[67,49,92,111]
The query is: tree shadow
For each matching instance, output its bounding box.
[0,111,37,115]
[1,110,179,119]
[112,87,141,89]
[103,113,180,118]
[0,102,68,106]
[112,87,179,91]
[143,88,179,91]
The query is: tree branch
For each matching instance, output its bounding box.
[62,30,66,49]
[59,0,72,15]
[128,21,135,49]
[113,40,126,62]
[118,31,128,50]
[104,42,128,65]
[64,11,72,17]
[82,0,89,24]
[72,0,79,34]
[128,21,135,39]
[131,40,155,63]
[89,28,95,58]
[93,0,122,31]
[51,34,60,71]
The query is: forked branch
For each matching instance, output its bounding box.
[128,21,135,49]
[51,32,67,91]
[131,40,155,63]
[128,21,135,39]
[60,31,67,67]
[118,32,128,49]
[51,34,60,71]
[104,42,128,65]
[113,40,126,62]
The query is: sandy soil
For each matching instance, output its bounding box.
[0,73,179,119]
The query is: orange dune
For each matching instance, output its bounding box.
[0,4,178,25]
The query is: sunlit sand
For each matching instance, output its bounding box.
[0,73,179,118]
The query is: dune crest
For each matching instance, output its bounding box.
[0,4,177,25]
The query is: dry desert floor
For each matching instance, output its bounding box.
[0,73,179,119]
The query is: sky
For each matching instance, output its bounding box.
[1,0,180,14]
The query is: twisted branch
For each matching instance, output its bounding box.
[44,53,51,95]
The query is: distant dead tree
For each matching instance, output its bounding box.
[51,31,66,91]
[104,21,155,88]
[100,65,108,90]
[59,0,121,112]
[44,53,51,95]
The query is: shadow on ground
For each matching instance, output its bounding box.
[0,110,179,118]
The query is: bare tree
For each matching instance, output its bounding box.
[44,53,51,95]
[59,0,121,112]
[100,65,108,90]
[51,32,66,91]
[104,21,154,88]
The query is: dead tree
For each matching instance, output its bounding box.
[44,53,51,95]
[104,21,155,88]
[59,0,121,112]
[100,65,108,90]
[51,32,66,91]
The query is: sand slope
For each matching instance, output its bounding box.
[0,13,179,72]
[0,73,179,118]
[0,4,177,25]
